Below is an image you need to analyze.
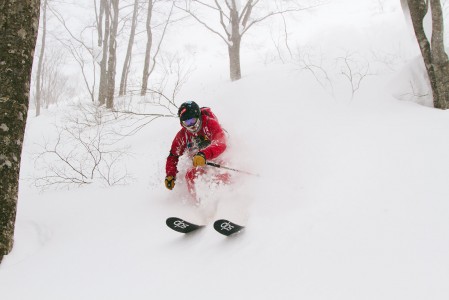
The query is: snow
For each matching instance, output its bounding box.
[2,1,449,300]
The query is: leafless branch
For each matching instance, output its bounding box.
[336,52,373,100]
[174,2,231,45]
[239,0,251,24]
[148,2,175,79]
[280,12,292,58]
[48,5,94,55]
[241,0,258,27]
[296,47,334,96]
[34,108,132,190]
[52,36,96,102]
[195,0,220,11]
[216,1,231,39]
[242,4,320,36]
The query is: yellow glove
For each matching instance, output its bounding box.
[165,176,175,190]
[192,152,206,167]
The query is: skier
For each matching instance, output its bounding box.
[165,101,230,201]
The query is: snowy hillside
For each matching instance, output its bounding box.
[2,1,449,299]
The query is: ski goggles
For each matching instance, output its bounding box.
[182,117,198,127]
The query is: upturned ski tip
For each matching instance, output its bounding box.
[166,217,203,234]
[213,219,245,236]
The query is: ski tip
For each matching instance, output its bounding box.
[166,217,203,234]
[213,219,245,236]
[165,217,179,225]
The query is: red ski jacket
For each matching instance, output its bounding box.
[166,108,227,178]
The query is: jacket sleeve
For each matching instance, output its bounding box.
[201,118,227,161]
[166,130,186,177]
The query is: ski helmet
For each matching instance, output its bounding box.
[178,101,202,133]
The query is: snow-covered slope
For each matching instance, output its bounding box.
[1,1,449,299]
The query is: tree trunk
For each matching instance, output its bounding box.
[35,0,47,116]
[228,39,242,81]
[119,0,138,96]
[106,0,119,109]
[429,0,449,109]
[407,0,449,109]
[0,0,40,263]
[141,0,154,96]
[229,2,242,81]
[97,0,104,47]
[98,0,109,106]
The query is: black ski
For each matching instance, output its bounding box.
[166,217,203,234]
[213,219,245,236]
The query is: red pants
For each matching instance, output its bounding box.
[185,167,231,198]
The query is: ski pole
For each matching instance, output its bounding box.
[206,162,259,177]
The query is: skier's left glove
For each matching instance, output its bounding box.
[165,176,175,190]
[192,152,206,167]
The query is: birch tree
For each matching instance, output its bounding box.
[406,0,449,109]
[0,0,40,263]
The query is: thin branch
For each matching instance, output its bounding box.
[48,5,93,55]
[214,0,231,21]
[147,2,175,79]
[241,0,258,27]
[215,0,231,40]
[174,3,231,46]
[195,0,220,11]
[242,4,321,36]
[239,0,251,24]
[111,110,175,118]
[279,9,292,58]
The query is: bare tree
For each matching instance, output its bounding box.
[296,46,334,96]
[40,48,74,107]
[0,0,40,264]
[141,1,174,96]
[98,0,110,106]
[106,0,120,109]
[119,0,140,96]
[34,1,75,111]
[176,0,315,81]
[48,5,98,103]
[112,52,194,136]
[34,104,131,189]
[95,0,105,47]
[337,52,372,101]
[35,0,48,116]
[141,0,155,96]
[406,0,449,109]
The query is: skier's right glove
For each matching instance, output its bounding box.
[165,176,175,190]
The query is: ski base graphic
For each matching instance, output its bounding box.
[166,217,203,234]
[213,219,245,236]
